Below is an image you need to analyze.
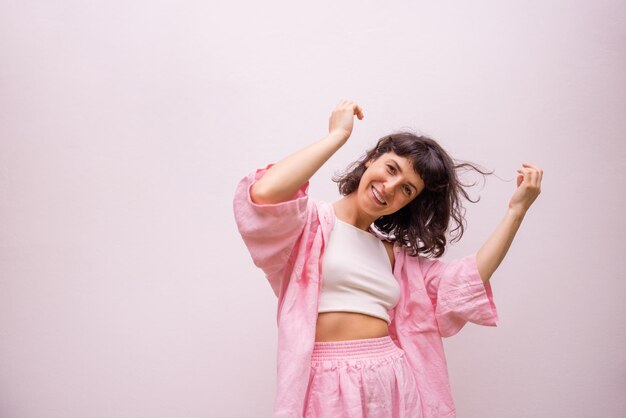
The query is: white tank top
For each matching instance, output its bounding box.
[318,217,401,324]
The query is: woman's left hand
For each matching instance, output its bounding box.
[508,163,543,216]
[476,163,543,283]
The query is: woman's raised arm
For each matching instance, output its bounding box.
[251,100,364,204]
[476,163,543,283]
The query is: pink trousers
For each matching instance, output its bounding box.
[303,336,422,418]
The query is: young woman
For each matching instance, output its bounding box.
[233,99,543,418]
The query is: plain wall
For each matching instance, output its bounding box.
[1,1,625,417]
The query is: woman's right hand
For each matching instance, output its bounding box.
[328,99,364,142]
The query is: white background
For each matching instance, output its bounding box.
[1,1,625,417]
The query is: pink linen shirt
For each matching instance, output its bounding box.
[233,166,499,418]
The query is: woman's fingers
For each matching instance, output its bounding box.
[522,163,543,181]
[328,99,364,141]
[516,165,543,194]
[522,162,541,170]
[509,164,543,213]
[354,104,364,120]
[517,164,543,187]
[336,99,364,119]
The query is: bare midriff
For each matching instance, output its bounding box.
[314,311,389,342]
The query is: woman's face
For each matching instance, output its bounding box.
[356,151,426,218]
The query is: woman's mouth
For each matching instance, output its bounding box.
[371,186,387,205]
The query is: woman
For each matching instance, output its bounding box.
[233,100,543,418]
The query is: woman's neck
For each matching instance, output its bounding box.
[332,195,377,231]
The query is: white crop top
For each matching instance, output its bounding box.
[318,217,401,324]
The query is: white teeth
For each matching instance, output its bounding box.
[372,186,386,205]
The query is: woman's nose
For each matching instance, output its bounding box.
[384,177,402,193]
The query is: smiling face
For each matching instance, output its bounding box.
[356,151,426,219]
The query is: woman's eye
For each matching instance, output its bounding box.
[387,165,396,173]
[404,186,412,196]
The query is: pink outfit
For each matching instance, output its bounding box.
[233,166,499,418]
[306,336,420,417]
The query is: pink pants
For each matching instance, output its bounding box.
[304,336,422,418]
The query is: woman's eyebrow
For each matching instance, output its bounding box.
[389,159,419,192]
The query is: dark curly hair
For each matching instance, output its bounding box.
[333,131,493,258]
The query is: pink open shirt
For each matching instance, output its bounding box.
[233,166,499,418]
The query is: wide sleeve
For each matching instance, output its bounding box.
[420,253,499,337]
[232,165,311,297]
